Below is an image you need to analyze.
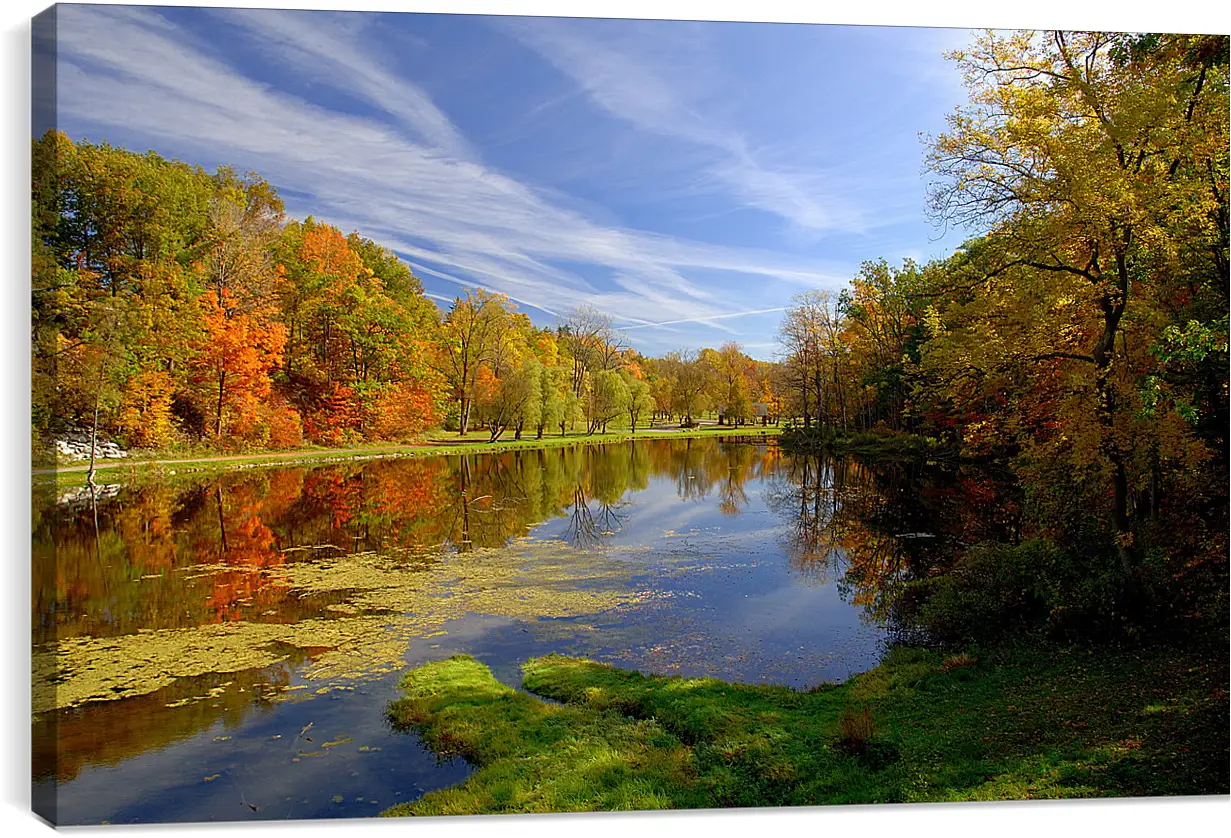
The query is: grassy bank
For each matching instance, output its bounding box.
[35,425,781,490]
[778,426,940,459]
[382,643,1227,815]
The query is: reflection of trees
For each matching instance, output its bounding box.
[556,443,647,548]
[765,453,1019,619]
[670,438,712,501]
[718,474,749,517]
[204,483,287,621]
[563,486,629,549]
[716,443,763,516]
[34,439,784,646]
[766,457,890,588]
[767,455,946,612]
[34,474,350,646]
[645,436,773,507]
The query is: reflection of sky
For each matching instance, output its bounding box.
[517,456,885,688]
[39,448,884,824]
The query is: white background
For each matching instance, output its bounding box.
[3,2,1228,837]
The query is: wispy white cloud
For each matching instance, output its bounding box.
[215,8,475,160]
[54,6,858,356]
[502,17,868,236]
[618,307,787,330]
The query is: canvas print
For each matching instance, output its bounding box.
[30,2,1228,826]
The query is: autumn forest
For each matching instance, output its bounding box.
[33,126,793,456]
[31,25,1229,821]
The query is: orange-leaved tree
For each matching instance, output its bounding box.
[192,289,287,444]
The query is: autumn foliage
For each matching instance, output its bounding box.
[776,32,1228,640]
[193,289,286,444]
[33,135,451,454]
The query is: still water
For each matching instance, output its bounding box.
[33,437,946,824]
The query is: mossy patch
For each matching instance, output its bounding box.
[383,644,1228,815]
[383,656,698,815]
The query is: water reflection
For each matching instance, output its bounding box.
[34,658,301,784]
[33,437,1011,824]
[766,454,1019,618]
[35,439,791,648]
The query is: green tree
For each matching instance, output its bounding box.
[661,350,710,425]
[536,364,567,439]
[436,289,513,435]
[621,371,655,432]
[586,369,629,434]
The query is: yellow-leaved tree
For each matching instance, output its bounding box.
[926,31,1229,567]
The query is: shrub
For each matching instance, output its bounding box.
[893,538,1151,646]
[896,540,1053,645]
[940,653,978,674]
[265,399,304,449]
[834,705,876,755]
[363,381,439,441]
[117,370,177,448]
[303,383,363,446]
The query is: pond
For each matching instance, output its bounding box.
[31,436,980,824]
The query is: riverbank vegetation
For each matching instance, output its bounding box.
[772,31,1228,648]
[383,645,1225,814]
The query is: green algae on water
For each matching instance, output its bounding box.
[34,538,672,714]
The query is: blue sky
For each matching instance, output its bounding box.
[52,4,974,358]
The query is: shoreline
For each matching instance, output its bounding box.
[34,425,782,489]
[383,639,1228,814]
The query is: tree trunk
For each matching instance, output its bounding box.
[214,485,231,556]
[215,369,226,437]
[458,457,472,552]
[87,357,106,489]
[800,367,810,428]
[834,361,848,432]
[1092,234,1133,571]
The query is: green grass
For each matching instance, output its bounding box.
[35,424,781,490]
[778,427,938,459]
[381,656,699,815]
[382,643,1228,815]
